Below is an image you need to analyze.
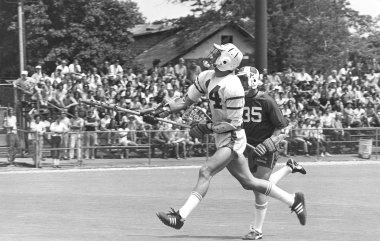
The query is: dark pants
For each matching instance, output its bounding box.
[6,133,19,163]
[51,136,61,159]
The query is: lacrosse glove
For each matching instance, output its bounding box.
[253,137,277,157]
[189,121,213,140]
[142,115,159,126]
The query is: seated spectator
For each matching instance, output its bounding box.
[331,112,351,142]
[308,120,331,157]
[106,118,119,145]
[118,122,137,159]
[291,120,311,156]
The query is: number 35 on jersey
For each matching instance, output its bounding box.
[243,106,262,123]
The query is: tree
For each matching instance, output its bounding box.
[170,0,380,72]
[0,0,144,77]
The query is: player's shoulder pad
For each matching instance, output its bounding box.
[198,70,215,82]
[225,76,245,97]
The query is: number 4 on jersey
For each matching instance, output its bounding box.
[209,85,222,109]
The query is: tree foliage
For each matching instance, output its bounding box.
[0,0,144,77]
[172,0,380,72]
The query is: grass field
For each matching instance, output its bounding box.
[0,160,380,241]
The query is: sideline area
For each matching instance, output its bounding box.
[0,154,379,173]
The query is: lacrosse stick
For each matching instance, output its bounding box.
[81,100,190,128]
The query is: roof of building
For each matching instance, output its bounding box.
[129,23,177,36]
[135,21,255,68]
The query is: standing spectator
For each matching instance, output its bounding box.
[3,108,19,165]
[110,59,123,76]
[62,91,78,115]
[88,67,102,90]
[31,65,43,83]
[84,110,99,160]
[29,114,46,163]
[296,67,312,83]
[60,111,71,160]
[187,60,202,84]
[56,60,70,75]
[100,61,111,76]
[125,67,137,83]
[174,58,187,86]
[13,70,35,96]
[49,115,67,168]
[69,109,84,161]
[68,59,82,74]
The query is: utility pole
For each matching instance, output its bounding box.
[255,0,267,73]
[18,0,26,74]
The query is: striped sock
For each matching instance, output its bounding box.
[179,191,203,219]
[264,182,273,196]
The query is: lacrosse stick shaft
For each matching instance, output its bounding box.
[81,100,190,128]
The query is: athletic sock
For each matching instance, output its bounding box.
[269,166,291,184]
[253,202,268,233]
[179,191,203,219]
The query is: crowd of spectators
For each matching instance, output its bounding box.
[7,56,380,160]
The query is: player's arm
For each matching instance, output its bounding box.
[254,97,288,157]
[143,71,210,125]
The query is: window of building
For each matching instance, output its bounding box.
[221,35,233,44]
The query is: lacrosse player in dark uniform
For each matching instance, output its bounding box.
[238,66,307,240]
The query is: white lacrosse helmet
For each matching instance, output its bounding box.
[237,66,262,90]
[204,43,243,71]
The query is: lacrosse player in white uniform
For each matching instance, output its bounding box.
[145,43,307,230]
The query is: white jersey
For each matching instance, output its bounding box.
[188,70,245,126]
[187,70,246,155]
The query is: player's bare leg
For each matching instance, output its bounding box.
[156,147,234,229]
[227,155,307,225]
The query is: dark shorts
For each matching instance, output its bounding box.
[246,148,279,173]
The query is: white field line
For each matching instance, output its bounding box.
[0,160,379,175]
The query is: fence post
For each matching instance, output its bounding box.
[206,134,209,161]
[376,128,378,161]
[78,131,83,166]
[148,130,151,165]
[35,131,40,168]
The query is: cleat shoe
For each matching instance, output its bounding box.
[156,208,184,230]
[286,159,307,174]
[242,226,263,240]
[291,192,307,225]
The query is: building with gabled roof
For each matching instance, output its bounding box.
[134,21,255,69]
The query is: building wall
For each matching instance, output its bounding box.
[182,26,254,60]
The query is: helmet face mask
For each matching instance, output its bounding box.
[203,43,243,71]
[237,66,262,90]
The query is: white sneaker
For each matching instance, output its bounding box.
[320,153,324,157]
[326,152,332,157]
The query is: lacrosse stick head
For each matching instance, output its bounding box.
[182,105,212,126]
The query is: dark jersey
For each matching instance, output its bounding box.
[243,91,288,146]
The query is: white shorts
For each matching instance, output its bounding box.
[214,129,247,156]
